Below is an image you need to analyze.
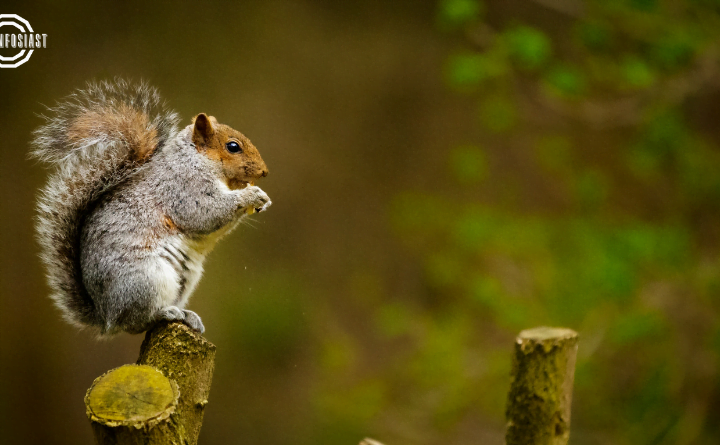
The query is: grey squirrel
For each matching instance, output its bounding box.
[31,79,271,336]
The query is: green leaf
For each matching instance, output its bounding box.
[445,52,504,91]
[621,56,655,89]
[438,0,483,29]
[544,64,586,97]
[504,25,552,70]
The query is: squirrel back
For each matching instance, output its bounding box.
[31,80,180,327]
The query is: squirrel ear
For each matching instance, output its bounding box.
[193,113,215,144]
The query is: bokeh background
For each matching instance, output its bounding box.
[1,0,719,444]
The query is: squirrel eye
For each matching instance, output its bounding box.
[226,141,242,153]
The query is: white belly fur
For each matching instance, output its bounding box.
[156,216,244,310]
[154,256,182,309]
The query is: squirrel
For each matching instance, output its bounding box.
[30,79,271,336]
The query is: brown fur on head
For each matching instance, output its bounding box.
[191,113,268,189]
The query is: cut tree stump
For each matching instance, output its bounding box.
[85,321,216,444]
[504,327,579,445]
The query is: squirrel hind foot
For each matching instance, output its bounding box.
[181,309,205,333]
[156,306,204,333]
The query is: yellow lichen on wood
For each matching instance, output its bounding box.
[85,364,178,426]
[505,327,579,445]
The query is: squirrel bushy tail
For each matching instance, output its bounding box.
[30,79,180,327]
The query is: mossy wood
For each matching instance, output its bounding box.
[85,322,216,444]
[505,327,579,445]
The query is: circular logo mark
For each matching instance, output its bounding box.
[0,14,39,68]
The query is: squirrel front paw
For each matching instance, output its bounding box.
[238,185,272,214]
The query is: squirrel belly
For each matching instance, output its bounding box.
[31,80,270,336]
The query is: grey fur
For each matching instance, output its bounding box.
[31,80,270,335]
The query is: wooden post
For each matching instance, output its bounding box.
[85,321,216,444]
[504,327,579,445]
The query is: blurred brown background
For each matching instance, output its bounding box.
[1,0,719,444]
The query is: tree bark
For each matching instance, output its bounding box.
[504,327,579,445]
[85,321,216,444]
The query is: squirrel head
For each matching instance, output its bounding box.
[191,113,268,190]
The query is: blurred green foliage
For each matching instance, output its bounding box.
[224,275,307,367]
[449,145,488,183]
[5,1,718,444]
[437,0,484,29]
[504,26,552,71]
[376,0,720,443]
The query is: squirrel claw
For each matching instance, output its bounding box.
[159,306,185,321]
[245,199,271,215]
[182,309,205,334]
[258,200,272,212]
